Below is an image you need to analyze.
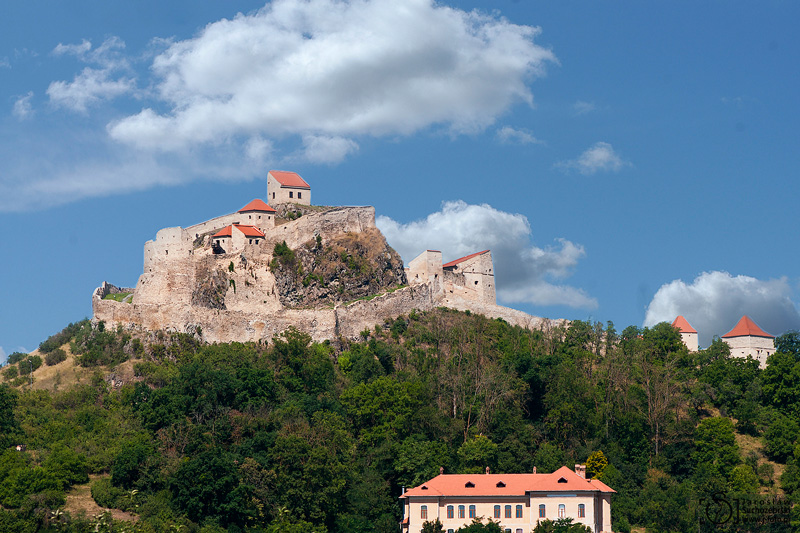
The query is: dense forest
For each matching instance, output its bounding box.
[1,308,799,532]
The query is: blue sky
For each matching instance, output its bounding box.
[2,0,799,360]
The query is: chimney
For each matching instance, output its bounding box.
[575,464,586,479]
[440,466,444,475]
[485,467,491,475]
[532,466,537,474]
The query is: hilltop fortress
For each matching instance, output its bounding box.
[93,171,552,344]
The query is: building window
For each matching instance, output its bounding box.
[447,530,454,533]
[558,504,565,518]
[272,192,275,199]
[421,506,427,520]
[298,192,302,199]
[539,504,545,518]
[516,530,523,533]
[447,506,454,519]
[494,505,501,519]
[458,505,465,519]
[516,505,522,518]
[469,505,476,518]
[505,505,511,518]
[578,504,585,518]
[289,191,294,198]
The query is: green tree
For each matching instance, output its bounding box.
[775,331,800,359]
[585,451,608,479]
[693,417,740,481]
[456,518,504,532]
[421,519,445,533]
[532,518,592,533]
[0,385,20,448]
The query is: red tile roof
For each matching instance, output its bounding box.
[238,199,276,213]
[211,224,265,239]
[212,226,233,238]
[402,466,614,498]
[269,170,310,189]
[234,224,265,238]
[672,315,697,334]
[442,250,490,269]
[722,315,773,339]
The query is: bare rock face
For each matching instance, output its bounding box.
[270,227,407,308]
[192,259,229,310]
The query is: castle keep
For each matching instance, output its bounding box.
[93,171,552,344]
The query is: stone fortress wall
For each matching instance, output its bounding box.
[94,175,555,344]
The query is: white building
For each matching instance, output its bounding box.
[721,315,775,368]
[400,466,614,533]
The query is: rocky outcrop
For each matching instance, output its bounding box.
[271,227,407,308]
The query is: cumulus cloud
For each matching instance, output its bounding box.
[496,126,543,145]
[556,141,630,175]
[12,92,34,119]
[0,346,6,365]
[644,271,800,347]
[47,37,135,112]
[377,201,596,308]
[109,0,555,154]
[301,135,359,164]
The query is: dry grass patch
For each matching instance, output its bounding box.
[64,474,137,522]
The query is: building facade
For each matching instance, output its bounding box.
[400,466,614,533]
[267,170,311,205]
[721,315,775,368]
[671,315,698,352]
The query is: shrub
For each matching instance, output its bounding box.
[39,320,89,353]
[2,366,18,381]
[7,352,26,365]
[18,356,42,375]
[91,477,133,511]
[45,349,67,366]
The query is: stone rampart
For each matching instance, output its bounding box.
[95,204,554,346]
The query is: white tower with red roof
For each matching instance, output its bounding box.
[721,315,775,368]
[671,315,698,352]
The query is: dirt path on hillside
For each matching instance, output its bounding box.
[64,475,137,522]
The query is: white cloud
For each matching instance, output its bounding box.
[12,92,34,119]
[48,37,135,112]
[573,100,595,115]
[377,201,596,309]
[556,141,630,175]
[0,57,9,68]
[496,126,543,145]
[0,346,6,365]
[109,0,556,155]
[301,135,359,164]
[644,271,800,347]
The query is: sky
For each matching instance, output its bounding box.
[2,0,799,361]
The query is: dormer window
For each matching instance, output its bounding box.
[557,477,568,483]
[496,481,506,488]
[465,481,475,488]
[421,485,428,490]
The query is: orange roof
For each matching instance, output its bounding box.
[238,199,276,213]
[402,466,614,498]
[672,315,697,334]
[212,226,233,238]
[212,224,265,239]
[442,250,490,269]
[269,170,310,189]
[234,224,265,238]
[722,315,773,339]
